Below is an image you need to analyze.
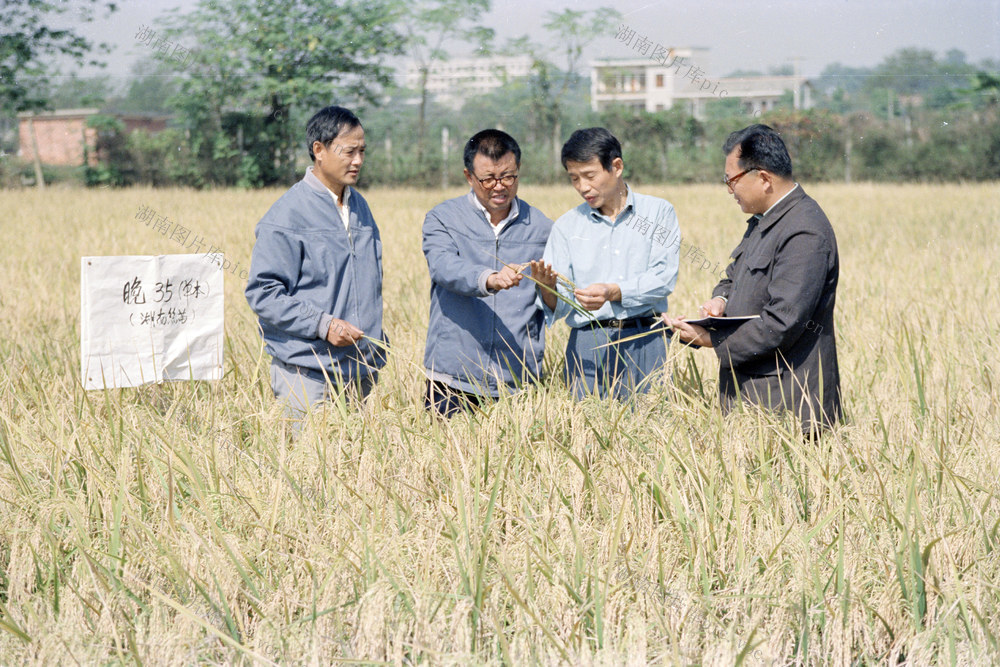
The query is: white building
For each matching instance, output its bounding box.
[591,51,812,119]
[405,56,534,108]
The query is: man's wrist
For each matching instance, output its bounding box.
[478,268,495,295]
[537,283,558,310]
[318,313,334,339]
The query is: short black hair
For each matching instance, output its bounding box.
[722,124,793,178]
[560,127,622,172]
[463,129,521,172]
[306,106,362,161]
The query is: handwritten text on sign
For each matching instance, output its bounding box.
[81,254,224,389]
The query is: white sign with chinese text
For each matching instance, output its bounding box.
[81,254,224,390]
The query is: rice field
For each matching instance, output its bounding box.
[1,181,999,665]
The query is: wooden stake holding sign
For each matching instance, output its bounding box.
[81,254,224,390]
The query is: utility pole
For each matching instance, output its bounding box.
[440,126,449,190]
[385,134,393,181]
[28,114,46,189]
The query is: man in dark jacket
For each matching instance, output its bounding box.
[665,124,841,434]
[422,129,553,416]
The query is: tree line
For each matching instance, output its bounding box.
[2,0,998,188]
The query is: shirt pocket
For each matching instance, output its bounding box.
[738,250,774,310]
[495,238,537,272]
[350,226,380,261]
[745,250,772,275]
[373,236,384,285]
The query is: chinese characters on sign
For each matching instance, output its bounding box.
[81,255,224,390]
[614,23,729,100]
[122,275,209,327]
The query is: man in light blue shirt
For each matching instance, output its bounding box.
[530,127,680,399]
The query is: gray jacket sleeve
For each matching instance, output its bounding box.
[244,225,325,339]
[422,209,493,297]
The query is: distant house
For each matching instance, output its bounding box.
[591,50,813,119]
[17,109,169,166]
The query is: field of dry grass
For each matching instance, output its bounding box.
[1,182,999,664]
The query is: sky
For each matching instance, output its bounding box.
[66,0,1000,85]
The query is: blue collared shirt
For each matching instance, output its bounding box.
[540,185,680,328]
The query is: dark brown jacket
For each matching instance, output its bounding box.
[709,185,841,432]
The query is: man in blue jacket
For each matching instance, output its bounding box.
[422,129,553,416]
[245,105,387,419]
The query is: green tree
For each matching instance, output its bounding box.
[510,7,621,177]
[865,48,940,97]
[84,114,129,186]
[1,0,116,187]
[0,0,115,114]
[597,106,681,183]
[402,0,494,169]
[969,70,1000,108]
[160,0,404,186]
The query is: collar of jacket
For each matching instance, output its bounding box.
[749,184,807,233]
[302,166,352,201]
[465,190,523,228]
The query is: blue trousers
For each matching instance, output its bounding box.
[564,323,669,399]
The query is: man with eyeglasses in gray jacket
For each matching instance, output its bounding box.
[422,129,553,416]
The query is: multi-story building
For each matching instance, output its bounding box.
[591,49,812,119]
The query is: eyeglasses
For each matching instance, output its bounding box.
[475,173,518,189]
[723,167,758,189]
